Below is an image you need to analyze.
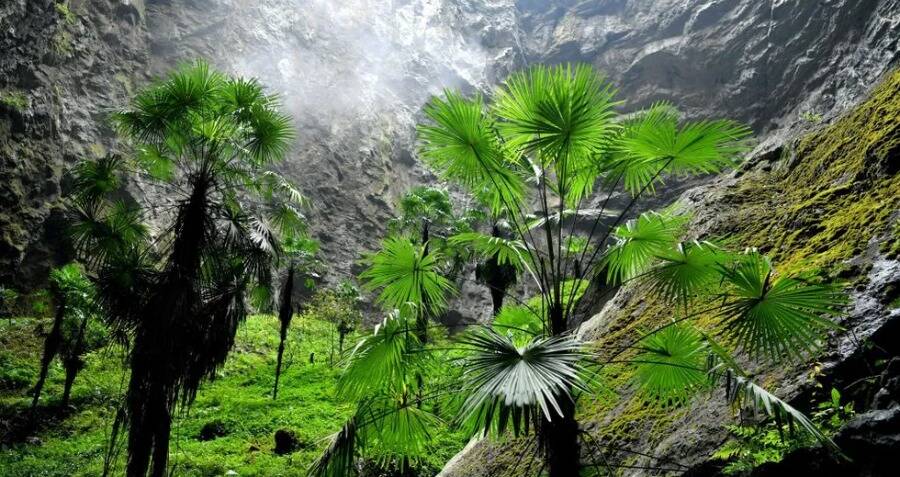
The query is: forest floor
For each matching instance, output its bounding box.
[0,315,465,476]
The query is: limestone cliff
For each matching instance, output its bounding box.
[3,0,897,298]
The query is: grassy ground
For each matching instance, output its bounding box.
[0,314,463,476]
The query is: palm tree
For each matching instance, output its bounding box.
[30,263,99,412]
[274,235,319,400]
[70,61,302,477]
[311,64,846,477]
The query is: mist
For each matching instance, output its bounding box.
[217,0,509,134]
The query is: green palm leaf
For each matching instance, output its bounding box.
[492,64,618,207]
[360,237,455,315]
[603,211,688,284]
[724,375,840,454]
[719,253,845,361]
[492,64,618,164]
[308,416,359,477]
[492,304,543,346]
[418,91,526,214]
[337,311,421,400]
[448,232,531,272]
[634,324,709,404]
[612,102,751,194]
[457,328,587,436]
[360,396,442,459]
[71,155,123,202]
[644,241,730,305]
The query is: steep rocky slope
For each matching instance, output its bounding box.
[2,0,897,299]
[0,0,147,286]
[440,69,900,477]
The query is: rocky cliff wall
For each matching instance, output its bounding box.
[2,1,897,301]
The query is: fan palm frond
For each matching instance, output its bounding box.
[644,241,730,305]
[308,416,359,477]
[634,324,708,404]
[449,232,531,272]
[457,328,587,436]
[603,211,688,284]
[418,91,526,214]
[360,237,455,315]
[245,102,295,164]
[360,396,442,458]
[337,312,421,400]
[719,253,845,361]
[71,155,123,202]
[724,375,841,454]
[492,64,618,166]
[613,102,752,194]
[492,304,543,345]
[248,216,282,257]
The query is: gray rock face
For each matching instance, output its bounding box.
[0,0,148,287]
[3,0,897,296]
[517,0,900,132]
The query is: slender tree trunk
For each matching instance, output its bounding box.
[416,221,431,343]
[274,267,294,400]
[126,337,157,477]
[542,397,581,477]
[541,302,581,476]
[31,297,65,412]
[60,360,79,408]
[488,272,506,316]
[61,314,90,408]
[338,331,346,356]
[149,404,171,477]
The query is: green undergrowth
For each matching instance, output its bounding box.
[713,388,855,474]
[0,314,466,476]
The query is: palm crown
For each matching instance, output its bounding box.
[70,61,306,477]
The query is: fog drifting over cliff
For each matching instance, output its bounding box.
[222,0,505,132]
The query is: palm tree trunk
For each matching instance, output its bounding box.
[61,360,78,408]
[542,396,581,477]
[128,175,210,477]
[61,314,90,408]
[149,405,171,477]
[274,267,294,400]
[31,297,65,412]
[542,302,580,476]
[416,221,431,343]
[488,270,505,316]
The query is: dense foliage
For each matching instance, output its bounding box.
[311,64,847,477]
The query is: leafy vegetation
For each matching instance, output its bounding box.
[309,64,847,477]
[713,388,855,474]
[0,315,414,476]
[30,263,105,411]
[64,61,305,476]
[2,60,881,477]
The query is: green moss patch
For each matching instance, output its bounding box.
[0,90,29,111]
